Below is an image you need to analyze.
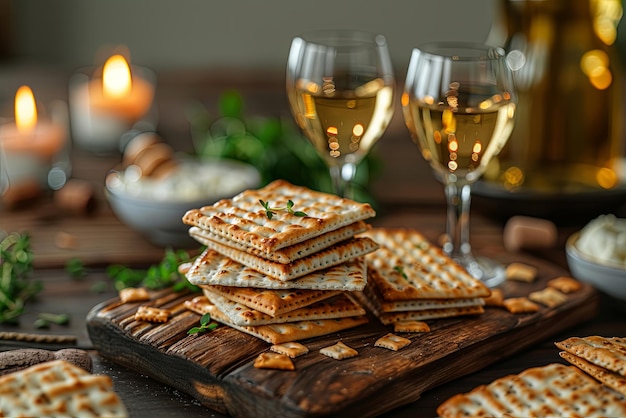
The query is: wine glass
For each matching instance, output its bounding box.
[286,29,395,198]
[402,42,517,287]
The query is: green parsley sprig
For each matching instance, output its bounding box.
[259,199,307,220]
[393,265,408,279]
[188,313,218,334]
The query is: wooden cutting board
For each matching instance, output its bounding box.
[86,254,597,418]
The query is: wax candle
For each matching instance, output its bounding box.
[0,86,67,205]
[69,54,156,154]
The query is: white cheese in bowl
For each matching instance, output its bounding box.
[575,214,626,267]
[106,158,260,202]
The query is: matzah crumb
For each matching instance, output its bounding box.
[270,342,309,358]
[134,306,170,323]
[320,341,358,360]
[375,333,412,351]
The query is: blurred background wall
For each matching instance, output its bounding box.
[0,0,494,73]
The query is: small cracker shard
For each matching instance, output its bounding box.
[270,342,309,358]
[253,352,295,370]
[502,297,540,314]
[529,287,568,308]
[375,333,412,351]
[119,287,150,303]
[483,288,504,307]
[505,262,538,282]
[394,320,430,333]
[548,276,582,294]
[134,306,170,323]
[320,341,358,360]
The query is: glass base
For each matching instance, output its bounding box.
[457,255,506,288]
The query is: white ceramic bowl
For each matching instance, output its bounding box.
[566,232,626,301]
[105,158,261,247]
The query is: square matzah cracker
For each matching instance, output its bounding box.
[198,297,368,344]
[436,363,626,418]
[555,336,626,377]
[183,179,376,252]
[186,248,368,291]
[189,221,370,264]
[203,288,366,326]
[197,235,378,281]
[0,359,128,417]
[559,351,626,397]
[205,284,340,316]
[362,228,491,300]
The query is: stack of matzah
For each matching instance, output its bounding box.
[355,228,491,326]
[181,180,378,344]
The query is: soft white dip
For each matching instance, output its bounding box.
[575,214,626,267]
[106,159,259,202]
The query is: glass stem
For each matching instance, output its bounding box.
[329,163,357,198]
[443,181,473,263]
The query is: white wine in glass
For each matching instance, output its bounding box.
[402,42,517,287]
[286,30,395,198]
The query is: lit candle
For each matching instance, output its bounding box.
[69,53,156,154]
[0,86,67,200]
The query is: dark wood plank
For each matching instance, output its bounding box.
[87,255,597,418]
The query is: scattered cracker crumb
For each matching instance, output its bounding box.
[253,352,295,370]
[505,262,538,282]
[134,306,170,323]
[548,276,582,294]
[394,320,430,333]
[375,333,412,351]
[270,342,309,358]
[483,288,504,307]
[119,287,150,303]
[320,341,358,360]
[503,297,541,314]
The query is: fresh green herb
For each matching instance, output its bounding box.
[188,313,218,334]
[259,199,307,220]
[0,232,41,323]
[107,248,200,292]
[66,258,87,279]
[34,312,70,328]
[393,265,408,279]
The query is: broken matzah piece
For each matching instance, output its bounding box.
[119,287,150,303]
[393,320,430,333]
[559,351,626,397]
[377,305,485,326]
[270,342,309,358]
[182,179,376,253]
[502,297,540,314]
[362,228,491,300]
[253,352,295,371]
[528,287,568,308]
[196,235,378,281]
[0,359,128,417]
[436,363,626,418]
[186,248,368,291]
[320,341,359,360]
[204,284,341,316]
[555,336,626,377]
[548,276,582,294]
[375,333,411,351]
[134,305,171,323]
[191,296,368,344]
[203,288,366,326]
[189,221,370,264]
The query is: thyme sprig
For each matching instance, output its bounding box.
[188,313,218,335]
[259,199,307,220]
[0,232,41,323]
[393,265,408,279]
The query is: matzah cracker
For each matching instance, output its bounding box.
[377,305,485,326]
[134,305,170,323]
[555,336,626,377]
[198,297,368,344]
[119,287,150,303]
[362,228,491,300]
[502,297,540,314]
[548,276,582,293]
[505,262,538,282]
[393,320,430,333]
[198,235,378,281]
[0,359,128,417]
[183,179,376,252]
[320,341,358,360]
[204,284,340,316]
[375,333,411,351]
[482,287,504,307]
[270,342,309,358]
[559,351,626,397]
[189,221,370,263]
[187,248,368,291]
[203,288,366,326]
[528,286,568,308]
[253,352,295,371]
[436,363,626,418]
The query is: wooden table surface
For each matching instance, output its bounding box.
[1,68,626,417]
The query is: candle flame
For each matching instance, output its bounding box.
[102,54,132,99]
[15,85,37,133]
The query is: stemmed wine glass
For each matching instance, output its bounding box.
[286,30,395,198]
[402,42,517,287]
